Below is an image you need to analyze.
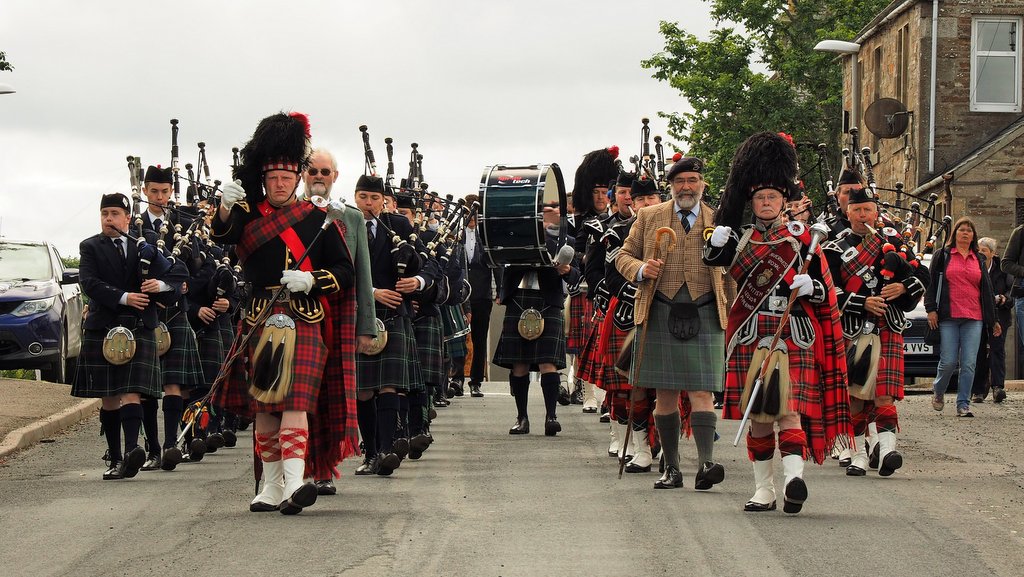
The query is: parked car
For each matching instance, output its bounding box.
[0,239,83,383]
[901,255,957,391]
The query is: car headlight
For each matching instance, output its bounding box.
[11,296,56,317]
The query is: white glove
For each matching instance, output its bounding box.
[789,274,814,298]
[710,225,732,248]
[281,270,314,294]
[221,180,246,210]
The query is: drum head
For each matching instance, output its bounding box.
[478,163,566,267]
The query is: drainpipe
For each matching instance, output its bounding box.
[928,0,939,174]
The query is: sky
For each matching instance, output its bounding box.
[0,0,716,258]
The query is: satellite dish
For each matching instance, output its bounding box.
[865,98,911,139]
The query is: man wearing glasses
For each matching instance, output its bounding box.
[301,148,378,494]
[615,157,732,491]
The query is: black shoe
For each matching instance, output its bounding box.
[582,406,598,414]
[993,387,1007,403]
[868,444,880,470]
[878,451,903,477]
[222,430,238,448]
[972,394,985,404]
[470,384,483,397]
[509,417,530,435]
[141,454,161,471]
[599,413,610,423]
[783,478,807,514]
[694,462,725,490]
[544,417,561,437]
[743,499,777,512]
[236,418,251,431]
[432,396,451,408]
[557,385,571,406]
[625,461,652,473]
[654,465,684,489]
[121,446,146,479]
[377,453,400,476]
[206,432,226,451]
[184,438,207,463]
[315,479,337,495]
[428,407,438,420]
[103,461,124,480]
[392,437,410,460]
[713,400,724,409]
[570,383,584,405]
[354,455,379,475]
[161,447,182,471]
[280,483,318,515]
[449,380,465,397]
[409,434,431,460]
[846,465,867,476]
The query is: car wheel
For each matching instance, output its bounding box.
[41,330,67,384]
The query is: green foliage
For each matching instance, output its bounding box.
[0,51,12,72]
[642,0,890,201]
[1,369,36,380]
[61,256,80,269]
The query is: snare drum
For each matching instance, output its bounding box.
[479,163,567,267]
[441,304,470,342]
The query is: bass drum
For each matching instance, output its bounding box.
[478,163,567,267]
[441,304,470,343]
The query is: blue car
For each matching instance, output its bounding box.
[0,239,84,383]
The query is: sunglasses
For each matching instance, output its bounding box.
[307,168,332,176]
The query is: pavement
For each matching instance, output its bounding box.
[0,378,98,461]
[1,377,1023,576]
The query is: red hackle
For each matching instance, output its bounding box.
[289,112,311,138]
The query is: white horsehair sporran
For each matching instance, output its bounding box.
[740,336,792,423]
[249,313,297,404]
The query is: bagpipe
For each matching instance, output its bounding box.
[627,117,690,204]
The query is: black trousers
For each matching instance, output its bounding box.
[469,299,493,384]
[972,329,1008,396]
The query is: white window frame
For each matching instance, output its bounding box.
[970,16,1022,113]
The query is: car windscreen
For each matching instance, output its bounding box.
[0,243,52,281]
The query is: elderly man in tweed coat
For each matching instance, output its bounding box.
[616,158,733,491]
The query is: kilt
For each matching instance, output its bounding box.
[71,326,161,398]
[159,313,204,389]
[215,304,327,414]
[631,294,724,391]
[854,321,904,400]
[356,315,412,392]
[445,334,468,360]
[566,294,594,355]
[412,315,444,390]
[195,325,225,387]
[577,314,602,384]
[595,317,631,391]
[722,314,820,421]
[493,290,566,371]
[218,316,235,354]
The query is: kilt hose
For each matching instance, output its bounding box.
[213,304,327,415]
[722,314,821,422]
[493,290,566,371]
[159,312,204,389]
[356,315,413,392]
[566,293,594,355]
[631,294,724,392]
[72,327,162,398]
[413,315,444,388]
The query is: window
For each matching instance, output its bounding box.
[896,24,909,103]
[971,17,1022,113]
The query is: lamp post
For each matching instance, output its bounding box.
[814,40,861,132]
[0,83,15,95]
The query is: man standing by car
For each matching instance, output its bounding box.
[72,192,185,480]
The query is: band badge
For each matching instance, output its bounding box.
[702,227,715,242]
[841,246,859,263]
[155,322,171,357]
[363,318,389,356]
[755,270,773,288]
[882,226,899,238]
[102,326,137,365]
[518,308,545,341]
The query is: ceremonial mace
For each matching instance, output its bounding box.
[619,226,676,478]
[733,222,830,446]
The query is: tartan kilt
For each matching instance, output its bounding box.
[595,319,631,391]
[356,315,412,392]
[159,313,204,389]
[577,314,602,383]
[194,324,225,387]
[71,327,162,398]
[722,314,820,420]
[853,325,905,400]
[214,305,327,414]
[445,334,468,360]
[631,298,724,391]
[218,316,236,354]
[493,290,566,371]
[566,294,594,354]
[413,315,444,387]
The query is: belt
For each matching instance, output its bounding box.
[654,290,715,308]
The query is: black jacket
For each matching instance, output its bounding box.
[79,233,186,331]
[989,255,1014,328]
[498,230,580,308]
[465,227,502,303]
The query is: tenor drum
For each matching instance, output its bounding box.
[479,163,567,267]
[441,305,470,342]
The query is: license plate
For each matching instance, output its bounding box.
[904,342,933,355]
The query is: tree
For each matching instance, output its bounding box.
[642,0,890,200]
[0,51,12,72]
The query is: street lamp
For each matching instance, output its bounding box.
[814,40,861,131]
[0,83,15,95]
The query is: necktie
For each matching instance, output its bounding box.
[366,220,375,244]
[681,211,692,233]
[153,218,161,231]
[113,238,127,267]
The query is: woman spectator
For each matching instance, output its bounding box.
[925,217,1001,417]
[971,237,1013,403]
